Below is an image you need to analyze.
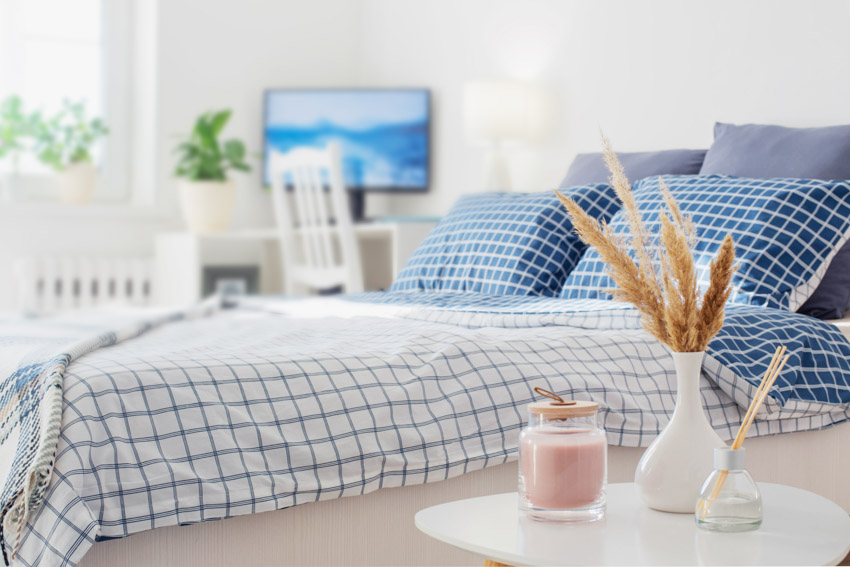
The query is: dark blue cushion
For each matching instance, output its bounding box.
[560,149,706,187]
[390,185,620,297]
[560,175,850,311]
[701,122,850,319]
[797,241,850,319]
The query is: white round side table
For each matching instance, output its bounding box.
[415,483,850,566]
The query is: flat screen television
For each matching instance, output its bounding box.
[263,88,430,219]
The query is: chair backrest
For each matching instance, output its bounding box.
[269,142,363,294]
[13,256,152,312]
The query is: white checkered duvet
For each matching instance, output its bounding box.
[4,293,850,566]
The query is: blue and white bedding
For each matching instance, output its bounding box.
[561,175,850,310]
[2,292,850,566]
[391,184,619,296]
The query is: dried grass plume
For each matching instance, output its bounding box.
[556,135,736,352]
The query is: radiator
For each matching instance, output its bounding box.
[14,256,153,312]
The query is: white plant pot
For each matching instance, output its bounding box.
[634,351,726,513]
[179,179,235,233]
[57,162,97,204]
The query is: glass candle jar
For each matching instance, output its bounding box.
[695,447,762,532]
[518,398,607,522]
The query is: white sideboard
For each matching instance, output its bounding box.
[153,221,435,306]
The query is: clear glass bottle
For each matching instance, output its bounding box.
[518,398,607,523]
[695,447,762,532]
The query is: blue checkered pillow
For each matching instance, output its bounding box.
[560,175,850,310]
[390,185,619,296]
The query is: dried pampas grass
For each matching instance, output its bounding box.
[556,135,736,352]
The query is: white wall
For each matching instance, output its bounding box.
[0,0,363,309]
[154,0,363,229]
[360,0,850,216]
[4,0,850,307]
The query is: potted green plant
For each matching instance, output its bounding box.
[34,100,108,204]
[173,109,250,233]
[0,95,40,200]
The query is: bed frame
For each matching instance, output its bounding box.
[79,420,850,567]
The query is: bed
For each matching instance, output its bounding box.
[1,291,850,567]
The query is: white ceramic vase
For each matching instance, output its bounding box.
[634,351,725,513]
[57,162,97,204]
[178,179,235,233]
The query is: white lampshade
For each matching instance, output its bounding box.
[463,80,546,144]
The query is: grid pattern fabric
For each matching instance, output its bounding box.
[0,304,217,567]
[390,185,619,296]
[4,293,850,566]
[559,175,850,310]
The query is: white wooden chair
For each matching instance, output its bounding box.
[269,142,364,295]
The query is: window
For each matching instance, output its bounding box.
[0,0,130,202]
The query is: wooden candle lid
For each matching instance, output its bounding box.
[530,387,598,418]
[528,399,598,418]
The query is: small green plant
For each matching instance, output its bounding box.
[174,110,250,181]
[34,100,108,171]
[0,95,41,171]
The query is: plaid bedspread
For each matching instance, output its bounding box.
[2,292,850,566]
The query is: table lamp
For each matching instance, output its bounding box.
[463,80,546,191]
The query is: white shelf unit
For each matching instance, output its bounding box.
[153,221,435,306]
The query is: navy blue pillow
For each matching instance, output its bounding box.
[560,149,706,187]
[797,240,850,319]
[701,122,850,319]
[390,185,619,297]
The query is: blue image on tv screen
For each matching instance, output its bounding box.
[264,89,429,191]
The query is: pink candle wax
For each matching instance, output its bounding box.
[521,428,606,509]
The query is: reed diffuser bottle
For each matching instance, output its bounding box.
[696,345,788,532]
[696,447,762,532]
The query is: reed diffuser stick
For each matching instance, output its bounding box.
[732,346,784,449]
[736,354,789,446]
